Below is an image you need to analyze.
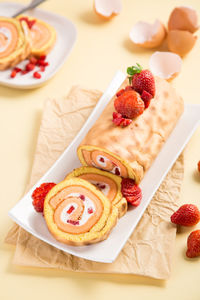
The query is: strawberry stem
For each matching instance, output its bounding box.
[127,63,142,84]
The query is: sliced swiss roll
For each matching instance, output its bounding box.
[0,17,31,70]
[17,15,56,56]
[44,178,118,246]
[66,167,127,218]
[78,77,184,184]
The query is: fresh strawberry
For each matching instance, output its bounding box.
[127,64,155,97]
[141,90,153,108]
[197,161,200,173]
[121,178,142,207]
[32,182,56,213]
[186,230,200,258]
[114,90,144,119]
[171,204,200,227]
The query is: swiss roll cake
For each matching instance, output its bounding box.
[66,166,127,218]
[78,77,184,184]
[0,17,31,70]
[17,15,56,56]
[44,178,118,246]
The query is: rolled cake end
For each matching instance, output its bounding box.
[77,145,143,184]
[44,178,118,246]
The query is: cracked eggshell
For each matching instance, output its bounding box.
[167,30,197,56]
[168,6,199,33]
[149,51,182,81]
[129,19,166,48]
[94,0,122,19]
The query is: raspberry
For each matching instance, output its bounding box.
[32,182,56,213]
[114,90,144,119]
[33,71,41,79]
[121,178,142,207]
[99,157,105,162]
[171,204,200,226]
[186,230,200,258]
[79,194,85,200]
[141,90,153,108]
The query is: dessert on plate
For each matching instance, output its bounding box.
[32,64,184,246]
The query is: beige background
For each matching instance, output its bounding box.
[0,0,200,299]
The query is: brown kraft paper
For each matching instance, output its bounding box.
[5,86,184,279]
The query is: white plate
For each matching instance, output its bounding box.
[0,2,77,89]
[8,71,200,263]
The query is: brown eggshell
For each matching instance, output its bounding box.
[167,30,197,56]
[168,6,199,33]
[129,20,166,48]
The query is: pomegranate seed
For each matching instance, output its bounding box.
[67,220,79,225]
[33,72,41,79]
[26,63,35,72]
[115,167,120,176]
[99,157,105,163]
[10,70,17,78]
[29,56,37,64]
[67,206,75,214]
[79,194,85,200]
[88,207,93,214]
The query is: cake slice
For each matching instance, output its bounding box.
[44,178,118,246]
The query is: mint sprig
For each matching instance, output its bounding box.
[127,63,142,84]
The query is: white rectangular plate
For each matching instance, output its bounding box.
[0,2,77,89]
[9,71,200,263]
